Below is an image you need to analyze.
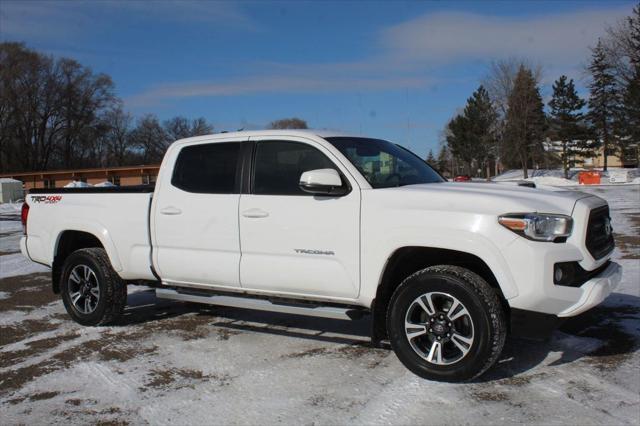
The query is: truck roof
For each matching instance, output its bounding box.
[171,129,362,146]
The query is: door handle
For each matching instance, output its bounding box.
[242,208,269,218]
[160,206,182,215]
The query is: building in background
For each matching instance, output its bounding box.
[0,165,160,190]
[543,139,639,169]
[0,178,24,202]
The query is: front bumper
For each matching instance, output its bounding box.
[503,222,623,315]
[556,261,622,317]
[509,261,622,340]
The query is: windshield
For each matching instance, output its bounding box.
[325,137,444,188]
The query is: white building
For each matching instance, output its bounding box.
[0,178,24,203]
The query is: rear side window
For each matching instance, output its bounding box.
[172,142,240,194]
[253,141,338,196]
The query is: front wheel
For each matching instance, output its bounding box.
[60,248,127,326]
[387,265,506,382]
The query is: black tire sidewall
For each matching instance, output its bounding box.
[60,250,111,326]
[388,270,496,381]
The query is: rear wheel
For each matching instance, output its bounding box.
[387,265,506,382]
[60,248,127,326]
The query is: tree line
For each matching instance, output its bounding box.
[0,42,309,173]
[431,5,639,178]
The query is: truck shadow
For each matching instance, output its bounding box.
[120,288,640,381]
[475,293,640,382]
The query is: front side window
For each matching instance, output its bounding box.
[253,141,339,196]
[172,142,240,194]
[325,137,444,188]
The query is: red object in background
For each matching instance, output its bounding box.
[453,175,472,182]
[21,202,29,234]
[578,171,601,185]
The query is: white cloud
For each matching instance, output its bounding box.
[380,8,631,67]
[126,75,430,107]
[101,0,256,28]
[0,0,257,42]
[125,5,636,107]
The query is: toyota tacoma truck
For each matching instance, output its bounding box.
[20,130,622,381]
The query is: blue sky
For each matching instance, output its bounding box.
[1,0,636,156]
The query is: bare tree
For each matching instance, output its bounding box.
[101,106,133,166]
[268,117,308,129]
[482,58,543,118]
[0,42,117,172]
[129,114,169,164]
[481,58,544,173]
[163,116,213,141]
[0,43,62,171]
[57,58,115,168]
[602,4,640,86]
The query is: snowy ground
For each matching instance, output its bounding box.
[1,187,639,425]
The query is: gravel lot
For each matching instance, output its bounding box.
[1,185,639,425]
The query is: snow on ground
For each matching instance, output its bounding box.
[0,253,50,279]
[64,181,93,188]
[494,168,581,182]
[529,176,577,187]
[492,168,640,189]
[0,204,49,277]
[494,168,640,184]
[0,187,639,425]
[0,202,21,214]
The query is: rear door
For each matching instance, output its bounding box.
[239,137,361,299]
[153,138,245,287]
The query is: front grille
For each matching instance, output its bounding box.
[585,205,615,260]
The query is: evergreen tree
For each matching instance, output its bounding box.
[548,76,588,178]
[620,6,640,164]
[465,86,498,177]
[426,149,436,167]
[437,145,450,176]
[446,115,473,175]
[503,66,546,179]
[631,4,640,66]
[588,39,620,171]
[446,86,497,177]
[620,64,640,162]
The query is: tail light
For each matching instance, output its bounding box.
[21,202,29,235]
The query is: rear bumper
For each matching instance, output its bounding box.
[20,236,29,259]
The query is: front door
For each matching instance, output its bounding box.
[239,138,361,299]
[153,139,244,287]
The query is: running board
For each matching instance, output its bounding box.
[155,288,364,320]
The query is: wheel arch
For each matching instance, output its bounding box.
[51,229,117,294]
[371,246,511,346]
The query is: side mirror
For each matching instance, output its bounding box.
[299,168,348,196]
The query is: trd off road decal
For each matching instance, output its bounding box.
[30,195,62,204]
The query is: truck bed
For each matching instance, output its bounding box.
[24,188,156,281]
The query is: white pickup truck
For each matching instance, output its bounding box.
[20,130,621,381]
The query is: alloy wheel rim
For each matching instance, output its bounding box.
[68,264,100,314]
[404,291,475,365]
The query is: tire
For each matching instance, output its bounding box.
[60,248,127,326]
[387,265,506,382]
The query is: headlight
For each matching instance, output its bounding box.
[498,213,573,242]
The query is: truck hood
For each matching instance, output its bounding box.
[386,182,595,216]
